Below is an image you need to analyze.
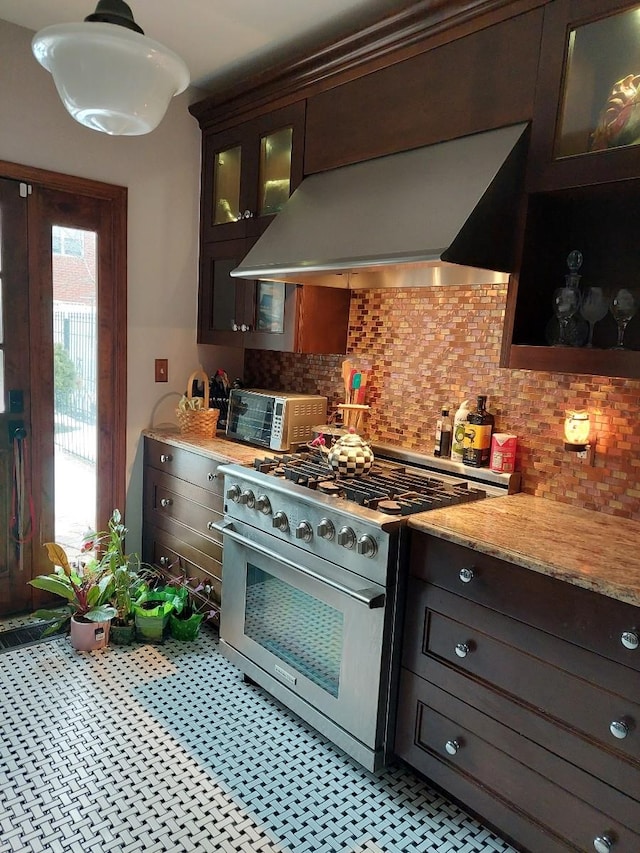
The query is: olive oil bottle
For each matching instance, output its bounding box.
[462,395,494,467]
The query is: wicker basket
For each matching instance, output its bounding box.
[176,369,219,438]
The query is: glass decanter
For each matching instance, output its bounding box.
[552,250,582,346]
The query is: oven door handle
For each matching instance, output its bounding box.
[213,521,386,609]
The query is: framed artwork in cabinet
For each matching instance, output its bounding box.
[528,0,640,191]
[255,281,285,333]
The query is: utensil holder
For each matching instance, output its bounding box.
[337,403,370,433]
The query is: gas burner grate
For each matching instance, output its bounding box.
[252,452,487,514]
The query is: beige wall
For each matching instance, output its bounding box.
[0,18,244,550]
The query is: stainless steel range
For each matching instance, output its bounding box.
[214,443,519,771]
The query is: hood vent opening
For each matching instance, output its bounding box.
[231,122,529,290]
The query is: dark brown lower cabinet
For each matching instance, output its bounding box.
[395,533,640,853]
[142,437,225,615]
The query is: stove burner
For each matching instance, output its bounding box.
[376,500,403,515]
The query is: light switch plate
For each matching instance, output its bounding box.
[155,359,168,383]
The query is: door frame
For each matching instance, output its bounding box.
[0,159,127,582]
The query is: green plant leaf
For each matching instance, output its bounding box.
[85,605,117,622]
[28,575,76,601]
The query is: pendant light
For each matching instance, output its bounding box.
[32,0,190,136]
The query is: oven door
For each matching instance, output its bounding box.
[216,518,389,765]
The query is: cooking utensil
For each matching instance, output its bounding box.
[341,359,353,403]
[356,370,368,404]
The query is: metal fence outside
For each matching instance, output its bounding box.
[53,303,97,464]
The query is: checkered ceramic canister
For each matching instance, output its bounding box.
[327,431,374,475]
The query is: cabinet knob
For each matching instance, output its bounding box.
[609,719,629,739]
[241,209,254,219]
[593,834,614,853]
[207,521,216,531]
[159,498,173,508]
[159,556,169,567]
[240,323,251,332]
[455,642,471,658]
[207,472,216,482]
[621,630,639,650]
[232,321,240,332]
[459,567,474,583]
[159,453,172,463]
[445,739,461,755]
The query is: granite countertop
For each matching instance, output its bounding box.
[409,494,640,608]
[143,428,259,466]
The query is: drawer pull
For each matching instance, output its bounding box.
[160,498,173,508]
[621,630,639,650]
[207,521,216,531]
[455,642,471,658]
[459,568,474,583]
[593,834,614,853]
[159,453,173,463]
[609,719,629,740]
[445,739,461,756]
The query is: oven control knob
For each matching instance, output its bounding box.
[295,521,313,543]
[337,526,356,549]
[226,484,242,503]
[356,534,378,557]
[255,495,272,515]
[272,511,289,532]
[238,489,255,507]
[317,518,335,540]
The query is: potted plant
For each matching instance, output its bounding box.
[167,575,219,641]
[132,583,186,644]
[29,538,117,652]
[98,509,152,645]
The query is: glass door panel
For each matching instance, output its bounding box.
[52,225,97,559]
[258,126,293,216]
[556,5,640,157]
[213,145,242,225]
[245,563,344,697]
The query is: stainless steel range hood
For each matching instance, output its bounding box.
[231,123,529,289]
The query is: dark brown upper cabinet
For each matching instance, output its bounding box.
[200,101,305,243]
[503,0,640,378]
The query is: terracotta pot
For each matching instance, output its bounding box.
[70,615,111,651]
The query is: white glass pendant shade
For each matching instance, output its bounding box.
[32,23,190,136]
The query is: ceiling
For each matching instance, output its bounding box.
[0,0,414,92]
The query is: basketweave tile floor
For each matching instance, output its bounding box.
[0,627,518,853]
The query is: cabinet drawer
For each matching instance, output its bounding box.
[411,533,640,673]
[404,580,640,767]
[142,523,222,606]
[396,669,640,852]
[144,468,223,544]
[145,438,225,496]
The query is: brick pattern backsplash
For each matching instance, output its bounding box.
[244,285,640,520]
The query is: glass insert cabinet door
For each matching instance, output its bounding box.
[212,144,241,225]
[556,3,640,157]
[258,126,293,216]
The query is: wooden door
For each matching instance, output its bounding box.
[0,178,31,613]
[0,163,127,617]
